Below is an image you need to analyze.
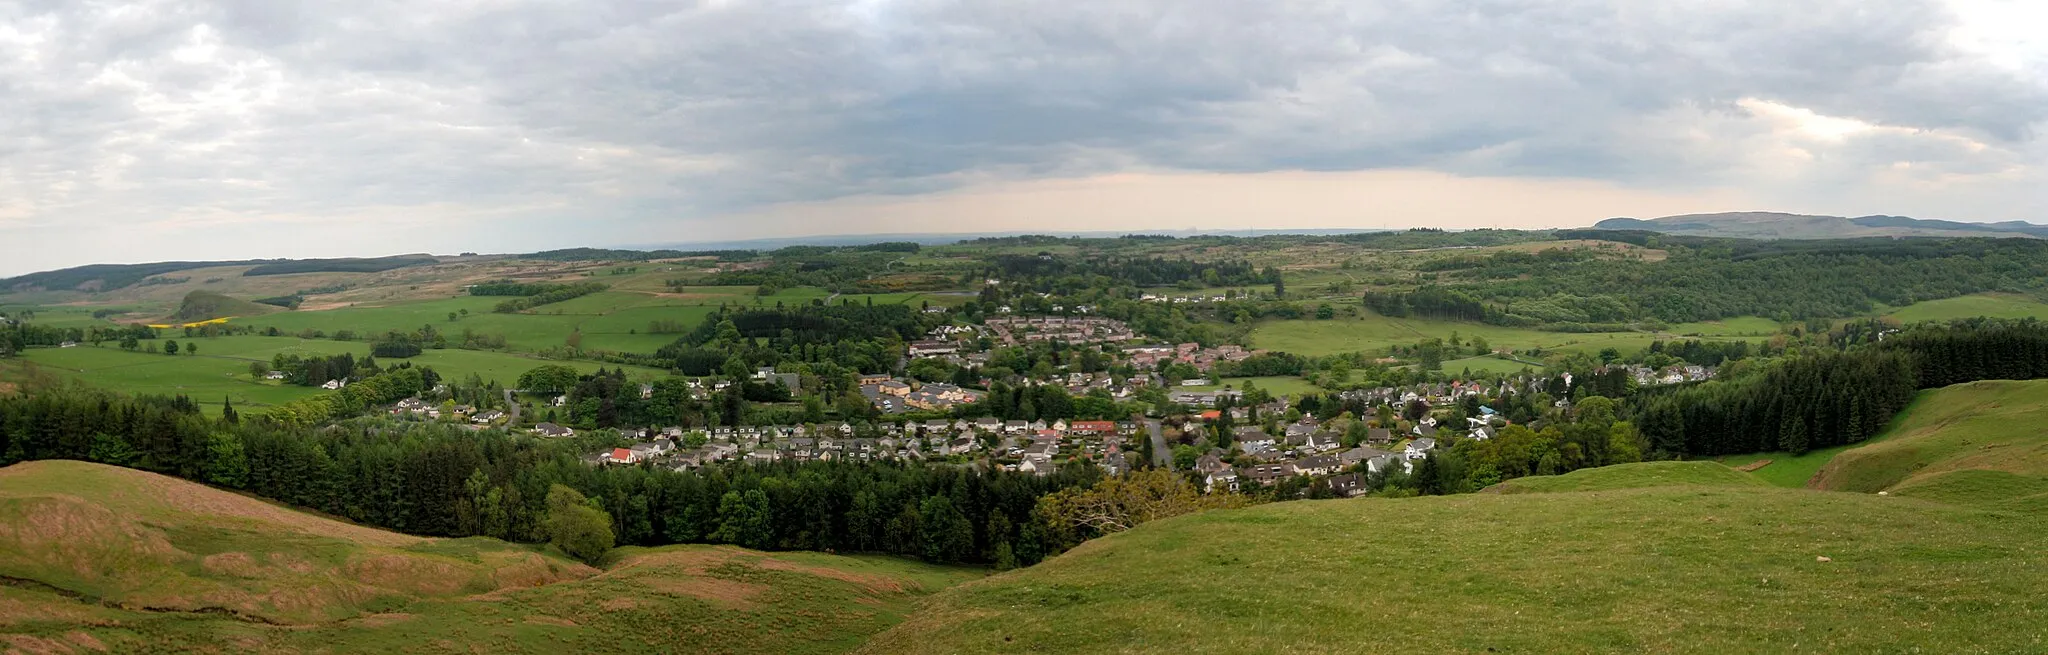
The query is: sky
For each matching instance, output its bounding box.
[1,0,2044,276]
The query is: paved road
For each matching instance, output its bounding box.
[1145,419,1171,469]
[502,389,522,424]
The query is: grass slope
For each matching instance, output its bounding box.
[1495,461,1768,494]
[165,290,279,323]
[1811,379,2048,512]
[1249,313,1759,358]
[1882,293,2048,324]
[863,479,2048,654]
[0,461,982,654]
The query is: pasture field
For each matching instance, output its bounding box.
[0,461,983,655]
[1178,376,1325,397]
[15,336,670,413]
[1496,461,1769,494]
[1881,292,2048,324]
[1712,444,1858,488]
[1440,355,1540,376]
[1248,313,1759,358]
[1811,379,2048,512]
[1665,316,1784,336]
[863,470,2048,654]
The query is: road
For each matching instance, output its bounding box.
[503,389,522,424]
[1145,419,1171,469]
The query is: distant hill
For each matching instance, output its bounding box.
[0,255,440,293]
[0,460,981,653]
[166,290,281,322]
[1593,212,2048,240]
[865,461,2048,654]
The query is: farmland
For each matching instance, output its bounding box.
[1246,312,1762,358]
[17,335,669,414]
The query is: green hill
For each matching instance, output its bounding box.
[165,290,280,322]
[1812,379,2048,511]
[862,467,2048,654]
[0,461,981,654]
[1495,460,1769,494]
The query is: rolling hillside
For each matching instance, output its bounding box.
[862,465,2048,654]
[0,460,981,654]
[164,290,283,323]
[1810,379,2048,512]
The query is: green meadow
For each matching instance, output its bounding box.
[19,336,670,413]
[1247,312,1758,358]
[1881,292,2048,324]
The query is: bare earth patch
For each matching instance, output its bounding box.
[350,613,417,628]
[1733,460,1773,473]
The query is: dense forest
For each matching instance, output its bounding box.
[491,282,609,312]
[242,256,437,277]
[1373,238,2048,325]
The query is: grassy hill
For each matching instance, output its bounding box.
[1811,379,2048,512]
[863,466,2048,654]
[165,290,281,323]
[1494,460,1769,494]
[0,460,981,653]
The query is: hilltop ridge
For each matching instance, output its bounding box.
[1594,211,2048,239]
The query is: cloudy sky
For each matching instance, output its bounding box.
[2,0,2044,275]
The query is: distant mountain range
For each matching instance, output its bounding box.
[1594,212,2048,239]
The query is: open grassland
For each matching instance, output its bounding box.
[1178,376,1325,397]
[0,461,982,654]
[1495,461,1769,494]
[1882,292,2048,324]
[1666,316,1784,336]
[1712,444,1859,488]
[14,336,670,413]
[1441,354,1541,376]
[1811,379,2048,512]
[862,475,2048,654]
[1249,313,1761,358]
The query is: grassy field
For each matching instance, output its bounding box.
[13,336,670,413]
[1248,313,1759,358]
[1666,316,1784,336]
[1495,461,1768,494]
[1811,379,2048,512]
[1178,376,1325,397]
[0,460,984,654]
[1882,293,2048,324]
[1712,444,1858,488]
[1441,354,1541,376]
[862,470,2048,654]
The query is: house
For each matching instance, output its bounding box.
[1204,469,1240,493]
[320,379,345,390]
[1404,437,1436,460]
[1366,454,1409,475]
[1003,420,1029,434]
[1069,420,1117,436]
[605,447,638,465]
[472,409,506,424]
[1240,463,1293,485]
[629,441,671,459]
[948,436,977,455]
[1290,453,1340,477]
[1303,431,1343,453]
[975,417,1002,432]
[1328,472,1367,497]
[533,422,575,438]
[1234,428,1277,451]
[1019,454,1055,476]
[265,370,287,380]
[1340,447,1392,469]
[1469,426,1493,441]
[1195,453,1232,476]
[1411,424,1439,439]
[1100,449,1128,476]
[879,380,912,396]
[908,340,959,357]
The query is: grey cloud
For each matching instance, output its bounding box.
[1,0,2043,272]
